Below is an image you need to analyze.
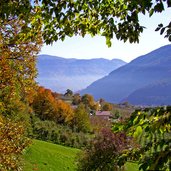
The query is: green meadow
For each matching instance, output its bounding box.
[23,140,80,171]
[23,139,139,171]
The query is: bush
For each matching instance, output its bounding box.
[77,128,127,171]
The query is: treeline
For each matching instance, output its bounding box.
[32,86,100,132]
[29,86,114,148]
[30,86,93,148]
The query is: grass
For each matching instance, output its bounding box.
[23,139,80,171]
[23,139,139,171]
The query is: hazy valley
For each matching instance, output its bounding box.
[36,55,126,92]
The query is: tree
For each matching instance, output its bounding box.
[0,15,42,117]
[32,87,57,121]
[0,5,42,171]
[64,89,73,97]
[0,115,31,170]
[99,98,105,105]
[73,103,91,132]
[72,93,81,105]
[102,103,113,111]
[77,128,128,171]
[32,87,74,125]
[1,1,171,47]
[55,99,74,124]
[81,94,97,111]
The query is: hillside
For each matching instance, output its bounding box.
[124,80,171,106]
[23,140,138,171]
[23,139,80,171]
[36,55,126,92]
[80,44,171,105]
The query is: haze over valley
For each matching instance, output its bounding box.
[37,45,171,106]
[36,55,126,92]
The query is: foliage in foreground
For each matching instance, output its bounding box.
[0,8,42,170]
[113,106,171,171]
[0,115,31,170]
[23,139,80,171]
[77,128,128,171]
[0,16,42,117]
[1,0,171,47]
[1,1,171,170]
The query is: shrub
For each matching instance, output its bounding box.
[77,128,127,171]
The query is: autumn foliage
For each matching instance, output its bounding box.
[0,115,31,170]
[81,94,99,111]
[32,87,74,125]
[0,8,42,170]
[0,18,42,117]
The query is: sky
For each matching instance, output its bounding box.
[40,8,171,62]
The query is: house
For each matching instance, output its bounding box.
[95,111,112,120]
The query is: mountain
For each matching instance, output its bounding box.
[36,55,126,93]
[80,44,171,105]
[123,80,171,106]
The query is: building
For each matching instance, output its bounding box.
[95,111,112,120]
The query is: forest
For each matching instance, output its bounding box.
[0,0,171,170]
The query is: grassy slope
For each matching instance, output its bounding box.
[23,140,80,171]
[23,139,139,171]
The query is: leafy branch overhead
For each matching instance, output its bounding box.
[0,0,171,47]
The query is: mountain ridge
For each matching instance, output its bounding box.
[80,44,171,105]
[36,55,126,93]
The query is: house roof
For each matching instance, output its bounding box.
[95,111,112,116]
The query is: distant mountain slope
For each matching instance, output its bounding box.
[80,44,171,105]
[36,55,126,92]
[123,80,171,106]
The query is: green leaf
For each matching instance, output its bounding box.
[133,126,142,138]
[149,9,154,17]
[106,37,111,47]
[133,116,139,125]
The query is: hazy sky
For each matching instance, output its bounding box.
[40,8,171,62]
